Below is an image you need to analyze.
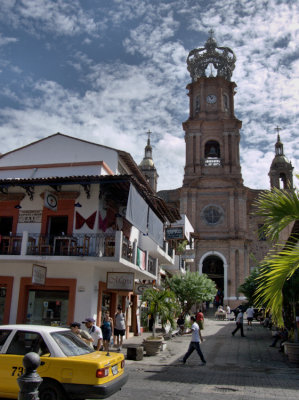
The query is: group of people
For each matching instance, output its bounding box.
[70,305,126,353]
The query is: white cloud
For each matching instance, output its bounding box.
[0,0,100,36]
[0,0,298,192]
[0,34,18,46]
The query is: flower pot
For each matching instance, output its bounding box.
[284,342,299,364]
[143,337,164,356]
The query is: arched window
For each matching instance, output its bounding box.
[204,140,221,166]
[279,173,287,189]
[223,93,229,111]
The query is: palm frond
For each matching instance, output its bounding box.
[253,187,299,241]
[255,244,299,326]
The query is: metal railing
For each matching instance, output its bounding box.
[0,231,160,277]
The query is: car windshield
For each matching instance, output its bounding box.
[51,331,94,357]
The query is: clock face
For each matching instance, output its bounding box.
[47,194,57,208]
[206,94,217,104]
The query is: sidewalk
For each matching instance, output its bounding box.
[119,317,299,370]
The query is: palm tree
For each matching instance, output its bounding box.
[141,288,179,338]
[254,183,299,336]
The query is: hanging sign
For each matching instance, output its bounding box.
[134,283,153,295]
[165,226,184,240]
[32,264,47,285]
[106,272,134,291]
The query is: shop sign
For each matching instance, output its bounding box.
[32,264,47,285]
[106,272,134,291]
[165,226,184,240]
[134,283,153,295]
[19,210,42,223]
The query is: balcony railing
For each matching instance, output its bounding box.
[0,231,159,277]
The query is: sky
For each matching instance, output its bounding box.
[0,0,298,192]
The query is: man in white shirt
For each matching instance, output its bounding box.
[83,317,103,350]
[182,316,206,365]
[232,310,246,337]
[246,306,254,329]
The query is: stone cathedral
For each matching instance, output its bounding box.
[156,33,294,307]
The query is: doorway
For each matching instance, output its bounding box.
[48,216,68,237]
[202,255,224,306]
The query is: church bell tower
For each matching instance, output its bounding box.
[269,127,293,189]
[183,32,243,188]
[180,32,249,306]
[139,130,159,193]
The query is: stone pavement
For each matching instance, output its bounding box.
[120,317,297,368]
[110,317,299,400]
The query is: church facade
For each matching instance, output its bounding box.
[158,34,294,307]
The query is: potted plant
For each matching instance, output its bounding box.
[141,288,178,355]
[254,182,299,363]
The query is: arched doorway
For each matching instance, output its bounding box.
[202,255,224,306]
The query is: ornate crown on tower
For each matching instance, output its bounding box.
[187,30,236,82]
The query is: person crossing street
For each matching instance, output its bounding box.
[182,316,206,365]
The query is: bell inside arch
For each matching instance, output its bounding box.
[208,146,218,157]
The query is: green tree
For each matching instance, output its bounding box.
[141,288,179,338]
[165,271,217,315]
[254,183,299,336]
[238,268,260,305]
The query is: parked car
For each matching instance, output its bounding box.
[0,325,128,400]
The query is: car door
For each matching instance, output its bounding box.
[0,328,18,397]
[0,330,50,397]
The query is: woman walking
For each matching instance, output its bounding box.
[101,311,113,354]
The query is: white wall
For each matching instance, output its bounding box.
[0,260,108,325]
[0,134,119,173]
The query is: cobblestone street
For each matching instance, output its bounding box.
[110,318,299,400]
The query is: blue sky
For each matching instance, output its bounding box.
[0,0,298,191]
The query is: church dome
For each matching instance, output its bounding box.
[139,158,154,168]
[271,154,292,169]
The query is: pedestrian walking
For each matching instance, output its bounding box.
[114,306,126,351]
[182,316,206,365]
[196,309,204,330]
[101,311,114,354]
[232,309,246,337]
[246,306,254,329]
[83,317,103,350]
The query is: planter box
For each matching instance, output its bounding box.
[143,337,164,356]
[284,342,299,364]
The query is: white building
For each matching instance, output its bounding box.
[0,133,179,336]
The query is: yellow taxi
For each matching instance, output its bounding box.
[0,325,128,400]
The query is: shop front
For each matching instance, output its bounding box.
[16,277,76,326]
[98,273,138,337]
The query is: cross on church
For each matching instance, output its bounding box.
[147,129,152,141]
[275,125,282,140]
[209,29,214,38]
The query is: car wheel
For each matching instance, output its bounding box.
[39,380,67,400]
